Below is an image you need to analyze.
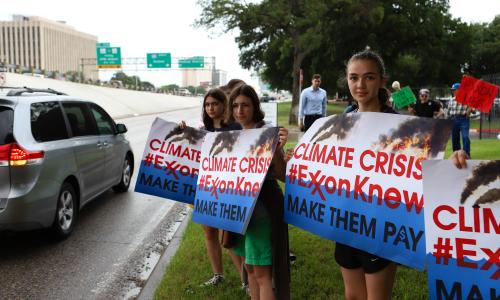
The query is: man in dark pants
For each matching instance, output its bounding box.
[448,83,473,157]
[299,74,327,132]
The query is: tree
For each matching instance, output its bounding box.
[186,86,196,95]
[198,0,474,121]
[160,84,180,93]
[111,71,155,90]
[469,15,500,76]
[197,0,328,124]
[141,81,155,90]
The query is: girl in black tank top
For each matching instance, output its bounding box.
[335,50,398,300]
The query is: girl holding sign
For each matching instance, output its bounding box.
[336,50,398,300]
[339,50,470,299]
[229,84,290,300]
[180,88,243,287]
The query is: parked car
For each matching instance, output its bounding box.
[178,88,192,96]
[0,87,134,238]
[260,95,276,102]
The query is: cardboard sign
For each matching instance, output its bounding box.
[134,118,206,204]
[192,127,279,234]
[423,160,499,300]
[456,76,499,113]
[284,113,453,270]
[392,86,417,109]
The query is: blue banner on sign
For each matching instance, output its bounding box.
[135,161,197,204]
[284,177,425,270]
[191,128,279,234]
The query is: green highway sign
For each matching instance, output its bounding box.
[147,53,172,68]
[96,47,121,69]
[178,56,204,68]
[96,42,110,47]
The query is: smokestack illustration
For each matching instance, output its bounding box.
[310,114,361,143]
[248,127,279,156]
[209,131,241,156]
[377,118,452,158]
[164,126,207,144]
[460,161,500,206]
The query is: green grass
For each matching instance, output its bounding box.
[444,139,500,159]
[470,118,500,130]
[154,106,500,299]
[277,101,348,129]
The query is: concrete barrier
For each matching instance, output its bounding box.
[3,73,201,119]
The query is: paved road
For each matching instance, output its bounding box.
[0,107,200,300]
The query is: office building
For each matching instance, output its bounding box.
[0,15,97,80]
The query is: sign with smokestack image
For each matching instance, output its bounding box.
[134,118,207,204]
[423,160,499,300]
[192,128,279,234]
[284,113,453,269]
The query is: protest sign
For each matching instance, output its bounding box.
[392,86,417,109]
[423,160,499,300]
[134,118,206,204]
[456,76,499,113]
[285,113,452,269]
[192,128,279,234]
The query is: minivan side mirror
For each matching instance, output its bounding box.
[116,123,128,134]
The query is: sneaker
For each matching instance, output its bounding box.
[201,273,224,287]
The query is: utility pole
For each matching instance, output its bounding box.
[211,56,216,88]
[80,58,85,83]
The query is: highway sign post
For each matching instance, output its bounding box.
[96,46,121,69]
[178,56,204,68]
[147,53,172,68]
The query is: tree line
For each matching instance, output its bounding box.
[196,0,500,123]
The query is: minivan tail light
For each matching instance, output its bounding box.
[2,143,44,166]
[0,144,11,166]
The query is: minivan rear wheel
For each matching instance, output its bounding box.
[113,155,132,193]
[51,182,77,239]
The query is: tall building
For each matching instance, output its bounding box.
[214,69,227,87]
[182,69,213,87]
[181,68,227,88]
[0,15,97,80]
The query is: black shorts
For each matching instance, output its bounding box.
[334,243,392,274]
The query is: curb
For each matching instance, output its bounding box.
[137,209,192,300]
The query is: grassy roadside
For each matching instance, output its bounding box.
[154,103,500,299]
[277,101,348,129]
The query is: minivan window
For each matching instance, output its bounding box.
[31,102,68,142]
[89,104,115,135]
[0,107,13,145]
[62,103,98,137]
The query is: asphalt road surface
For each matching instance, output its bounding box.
[0,107,201,300]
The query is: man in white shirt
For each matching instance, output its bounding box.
[299,74,327,131]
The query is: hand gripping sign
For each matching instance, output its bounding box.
[284,112,453,270]
[423,160,499,300]
[134,118,207,204]
[192,127,279,234]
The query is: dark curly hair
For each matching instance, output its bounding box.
[202,88,228,130]
[227,84,265,124]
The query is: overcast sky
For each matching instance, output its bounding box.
[1,0,499,87]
